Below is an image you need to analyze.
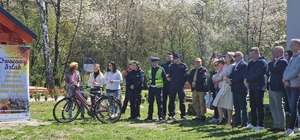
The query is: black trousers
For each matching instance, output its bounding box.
[249,89,265,127]
[284,89,290,113]
[147,87,163,118]
[121,89,130,113]
[168,87,185,117]
[162,82,170,117]
[128,89,141,118]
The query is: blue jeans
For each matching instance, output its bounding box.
[106,89,121,99]
[286,87,300,129]
[106,89,121,114]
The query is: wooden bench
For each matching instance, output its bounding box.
[29,86,64,96]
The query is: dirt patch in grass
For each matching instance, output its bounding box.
[126,122,166,131]
[52,131,67,138]
[70,127,85,132]
[0,119,50,130]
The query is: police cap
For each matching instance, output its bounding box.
[150,56,160,62]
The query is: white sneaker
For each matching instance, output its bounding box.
[254,126,264,132]
[208,118,218,123]
[293,127,300,133]
[284,129,294,137]
[244,124,255,129]
[112,113,118,118]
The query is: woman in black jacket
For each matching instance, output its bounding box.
[127,61,145,119]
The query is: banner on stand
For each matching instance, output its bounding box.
[0,45,30,121]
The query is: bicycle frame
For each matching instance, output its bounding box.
[105,91,122,105]
[72,87,92,111]
[71,85,109,115]
[53,84,122,123]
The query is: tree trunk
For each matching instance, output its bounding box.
[246,0,250,55]
[258,0,266,48]
[38,0,55,88]
[1,1,4,8]
[52,0,61,77]
[6,0,9,12]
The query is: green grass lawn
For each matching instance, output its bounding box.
[0,92,299,140]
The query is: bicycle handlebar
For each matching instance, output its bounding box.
[68,82,83,90]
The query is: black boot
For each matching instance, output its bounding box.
[81,114,85,120]
[144,116,153,121]
[200,116,206,122]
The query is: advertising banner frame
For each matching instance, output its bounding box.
[0,44,30,121]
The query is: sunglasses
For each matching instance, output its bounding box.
[214,64,219,66]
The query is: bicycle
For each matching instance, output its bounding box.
[53,83,122,123]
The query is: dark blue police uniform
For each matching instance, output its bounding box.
[161,60,172,118]
[168,53,189,119]
[127,69,144,119]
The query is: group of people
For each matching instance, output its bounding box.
[64,38,300,137]
[122,53,190,121]
[65,61,123,119]
[206,39,300,137]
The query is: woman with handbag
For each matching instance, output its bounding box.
[212,52,235,126]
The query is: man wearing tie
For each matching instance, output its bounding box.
[228,51,248,128]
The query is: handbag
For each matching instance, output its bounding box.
[205,92,214,110]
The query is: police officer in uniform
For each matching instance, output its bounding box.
[127,61,144,119]
[168,53,189,120]
[145,57,167,121]
[161,53,173,119]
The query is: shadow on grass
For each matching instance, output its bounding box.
[146,115,292,139]
[122,118,171,125]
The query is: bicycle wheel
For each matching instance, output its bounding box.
[94,97,122,123]
[53,98,80,123]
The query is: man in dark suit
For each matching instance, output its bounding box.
[228,51,248,128]
[267,46,288,133]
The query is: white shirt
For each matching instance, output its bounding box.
[88,72,104,88]
[234,60,242,69]
[104,70,123,90]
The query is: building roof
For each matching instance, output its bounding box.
[0,6,37,44]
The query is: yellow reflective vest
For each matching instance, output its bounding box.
[148,67,163,88]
